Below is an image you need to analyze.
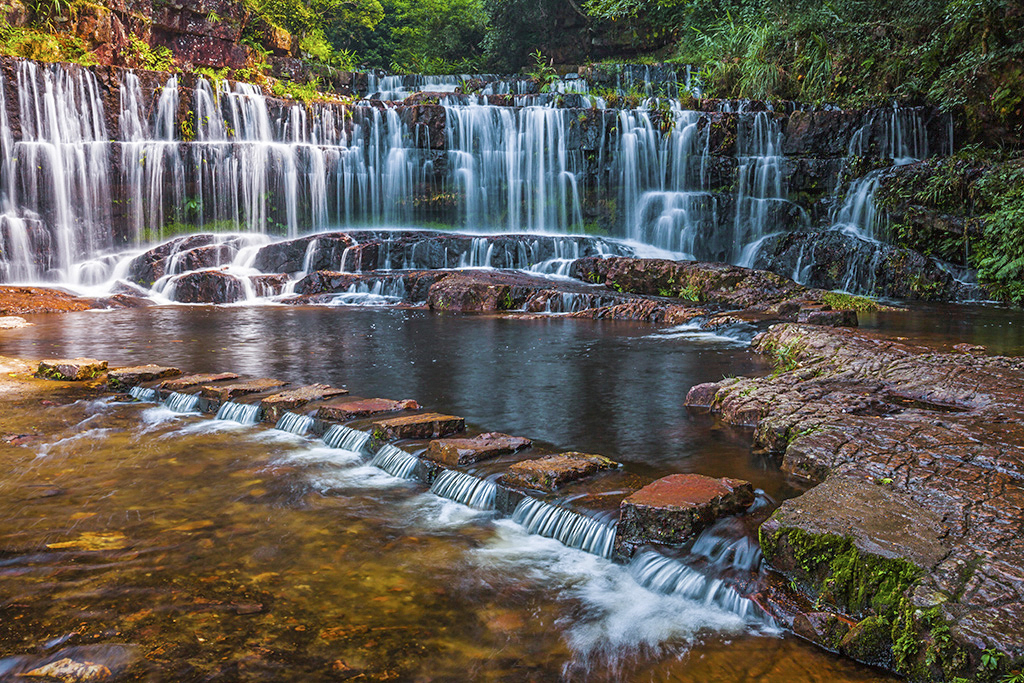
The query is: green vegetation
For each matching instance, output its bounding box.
[820,291,881,313]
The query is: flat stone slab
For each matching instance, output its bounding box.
[36,358,108,381]
[160,372,240,392]
[317,397,419,421]
[201,379,289,401]
[617,473,755,548]
[370,412,465,443]
[424,432,532,466]
[108,365,181,390]
[499,452,617,491]
[260,384,349,421]
[0,316,30,329]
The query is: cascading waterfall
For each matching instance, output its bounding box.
[165,391,201,413]
[429,470,497,510]
[215,401,261,424]
[369,444,420,479]
[275,412,314,435]
[511,497,617,558]
[629,550,764,621]
[322,424,370,451]
[129,386,158,401]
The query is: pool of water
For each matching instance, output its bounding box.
[0,306,902,681]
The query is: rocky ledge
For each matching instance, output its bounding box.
[686,323,1024,679]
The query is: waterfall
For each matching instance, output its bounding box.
[511,497,617,559]
[322,424,370,452]
[275,411,314,435]
[429,470,497,510]
[369,444,420,479]
[129,386,158,401]
[629,550,764,621]
[215,401,261,424]
[165,391,201,413]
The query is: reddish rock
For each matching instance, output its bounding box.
[259,384,348,422]
[797,308,858,327]
[616,474,755,552]
[424,432,532,466]
[317,398,419,421]
[201,379,289,401]
[107,364,181,390]
[160,372,239,392]
[685,382,722,408]
[170,270,247,304]
[369,413,465,443]
[36,358,108,381]
[499,452,617,491]
[0,286,94,314]
[251,274,289,297]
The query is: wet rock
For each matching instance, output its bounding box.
[0,315,30,328]
[201,379,289,401]
[125,234,216,286]
[107,365,181,390]
[566,299,706,324]
[369,413,465,444]
[0,286,94,314]
[316,398,418,421]
[24,656,112,681]
[792,611,854,651]
[616,474,755,554]
[160,372,239,392]
[251,233,355,274]
[427,269,632,314]
[259,384,348,422]
[251,274,289,298]
[796,308,858,327]
[37,358,108,381]
[427,271,518,312]
[499,452,618,491]
[169,270,247,304]
[424,432,532,466]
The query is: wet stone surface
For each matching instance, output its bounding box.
[424,432,533,467]
[370,413,465,443]
[259,384,349,422]
[201,378,290,401]
[159,372,240,392]
[499,452,618,491]
[36,358,108,381]
[316,397,419,421]
[107,365,181,390]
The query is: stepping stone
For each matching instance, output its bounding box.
[617,474,755,550]
[499,452,617,491]
[425,432,532,466]
[36,358,108,381]
[201,378,289,401]
[317,397,419,421]
[160,372,240,392]
[260,384,349,422]
[108,365,181,390]
[370,413,465,443]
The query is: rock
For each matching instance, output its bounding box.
[107,364,181,390]
[251,233,355,274]
[797,308,858,327]
[159,372,239,392]
[36,358,108,381]
[369,413,465,444]
[424,432,532,466]
[426,271,517,312]
[169,270,247,304]
[201,379,289,401]
[24,656,112,682]
[259,384,348,422]
[616,474,755,553]
[125,234,216,286]
[792,611,854,651]
[316,398,418,421]
[0,286,94,314]
[684,382,722,408]
[0,315,30,329]
[251,274,289,297]
[499,452,618,491]
[838,615,894,668]
[426,269,629,313]
[566,299,706,324]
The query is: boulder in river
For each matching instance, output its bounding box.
[499,452,618,491]
[37,358,108,381]
[424,432,532,466]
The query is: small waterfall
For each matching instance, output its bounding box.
[322,424,371,452]
[733,111,791,253]
[511,497,617,559]
[128,386,158,401]
[215,401,261,424]
[275,411,314,435]
[165,391,201,413]
[369,444,420,479]
[429,470,497,510]
[832,171,884,240]
[628,550,764,621]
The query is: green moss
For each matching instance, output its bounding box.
[821,291,880,313]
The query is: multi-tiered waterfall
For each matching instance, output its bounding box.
[0,58,956,297]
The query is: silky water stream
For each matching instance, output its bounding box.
[0,306,915,681]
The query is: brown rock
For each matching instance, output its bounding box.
[201,379,289,401]
[36,358,108,381]
[0,286,94,314]
[797,309,858,327]
[317,398,419,421]
[424,432,532,466]
[160,372,239,392]
[499,452,618,491]
[169,270,247,304]
[617,474,755,550]
[370,413,465,443]
[259,384,348,422]
[107,364,181,390]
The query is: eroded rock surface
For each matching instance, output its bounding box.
[687,323,1024,678]
[370,413,465,444]
[317,398,419,421]
[259,384,348,422]
[107,365,181,390]
[160,372,239,392]
[37,358,108,381]
[201,379,289,401]
[499,452,618,491]
[424,432,532,466]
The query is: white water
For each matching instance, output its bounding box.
[511,497,617,559]
[275,411,315,435]
[429,470,497,510]
[322,424,370,452]
[369,444,420,479]
[215,401,261,425]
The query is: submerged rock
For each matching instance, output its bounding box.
[316,398,419,421]
[36,358,108,381]
[424,432,532,466]
[616,474,755,555]
[499,452,618,491]
[107,365,181,390]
